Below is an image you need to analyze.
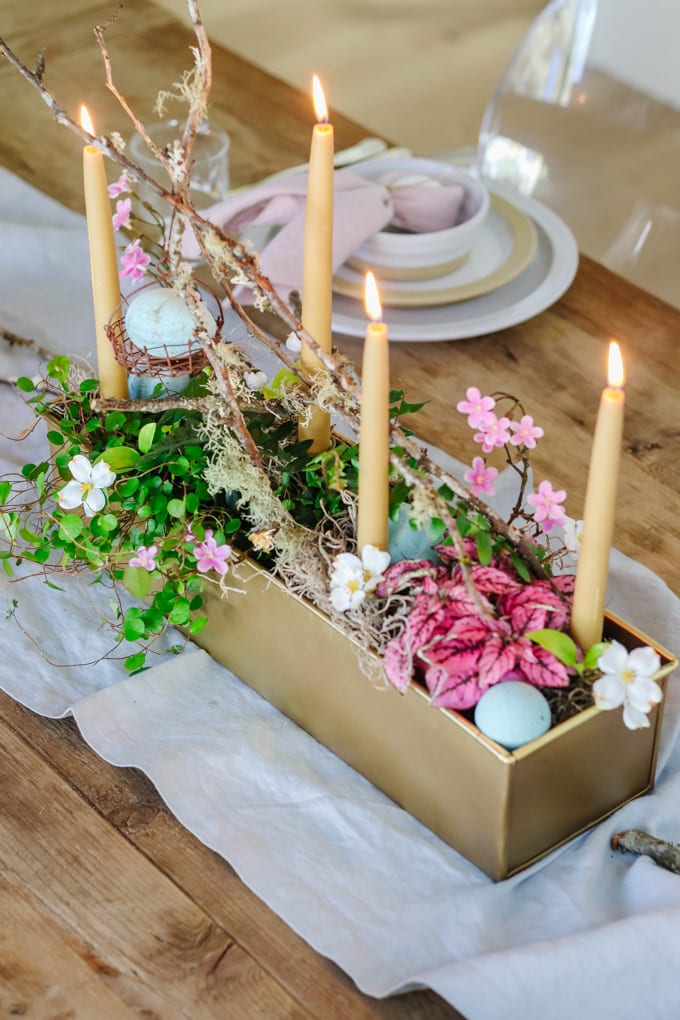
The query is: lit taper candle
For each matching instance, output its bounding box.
[81,106,128,399]
[571,340,625,650]
[357,272,390,554]
[299,74,334,454]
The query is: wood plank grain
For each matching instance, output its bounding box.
[0,715,319,1020]
[155,0,545,156]
[0,874,141,1020]
[0,693,463,1020]
[0,0,366,213]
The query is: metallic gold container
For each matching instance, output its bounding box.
[195,560,677,880]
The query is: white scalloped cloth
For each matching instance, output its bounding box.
[2,166,680,1020]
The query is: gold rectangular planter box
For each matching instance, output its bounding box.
[193,560,677,881]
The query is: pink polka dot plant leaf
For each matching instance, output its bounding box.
[377,547,575,710]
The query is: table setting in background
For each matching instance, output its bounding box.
[2,3,680,1020]
[178,142,579,345]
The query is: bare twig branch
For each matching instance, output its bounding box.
[612,829,680,874]
[1,326,56,362]
[91,395,219,414]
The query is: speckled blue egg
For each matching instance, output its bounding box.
[474,680,551,750]
[388,503,442,564]
[124,286,217,398]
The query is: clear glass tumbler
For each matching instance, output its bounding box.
[128,119,231,212]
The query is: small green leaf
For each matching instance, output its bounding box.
[583,641,611,672]
[98,513,118,533]
[15,376,36,392]
[119,477,140,497]
[97,446,140,472]
[125,652,147,672]
[0,481,10,506]
[138,422,157,453]
[123,613,146,641]
[168,456,190,477]
[46,430,64,445]
[510,552,532,583]
[168,599,191,626]
[79,378,100,393]
[263,366,301,398]
[58,514,83,541]
[19,525,42,543]
[476,529,493,566]
[166,498,186,519]
[105,411,127,431]
[122,565,152,600]
[526,628,578,668]
[44,579,66,591]
[189,616,208,635]
[46,355,71,383]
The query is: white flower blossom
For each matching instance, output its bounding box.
[593,640,663,729]
[330,545,391,612]
[286,332,302,353]
[562,516,584,554]
[58,455,116,517]
[245,370,268,390]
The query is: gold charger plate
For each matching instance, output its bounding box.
[334,193,538,308]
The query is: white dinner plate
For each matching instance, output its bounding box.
[331,185,579,342]
[336,193,537,305]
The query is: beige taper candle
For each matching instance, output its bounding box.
[299,75,334,454]
[81,106,128,400]
[571,341,625,650]
[357,273,390,553]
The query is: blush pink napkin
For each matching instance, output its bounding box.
[182,170,465,302]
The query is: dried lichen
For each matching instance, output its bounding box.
[155,49,210,121]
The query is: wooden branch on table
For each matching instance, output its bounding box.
[611,829,680,874]
[1,326,55,363]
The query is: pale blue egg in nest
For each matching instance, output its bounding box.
[124,286,217,399]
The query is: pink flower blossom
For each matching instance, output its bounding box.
[527,480,566,532]
[112,197,132,231]
[456,387,496,429]
[120,239,151,282]
[464,456,498,497]
[509,414,544,449]
[108,172,129,198]
[184,523,196,543]
[473,413,512,453]
[129,544,158,571]
[193,529,232,576]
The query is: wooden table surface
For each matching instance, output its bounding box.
[2,2,680,1017]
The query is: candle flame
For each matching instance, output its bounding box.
[364,272,382,322]
[608,340,625,388]
[80,104,94,135]
[312,74,328,123]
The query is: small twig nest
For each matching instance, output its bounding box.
[106,280,224,379]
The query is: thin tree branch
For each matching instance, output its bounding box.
[612,829,680,874]
[1,326,56,362]
[91,395,219,414]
